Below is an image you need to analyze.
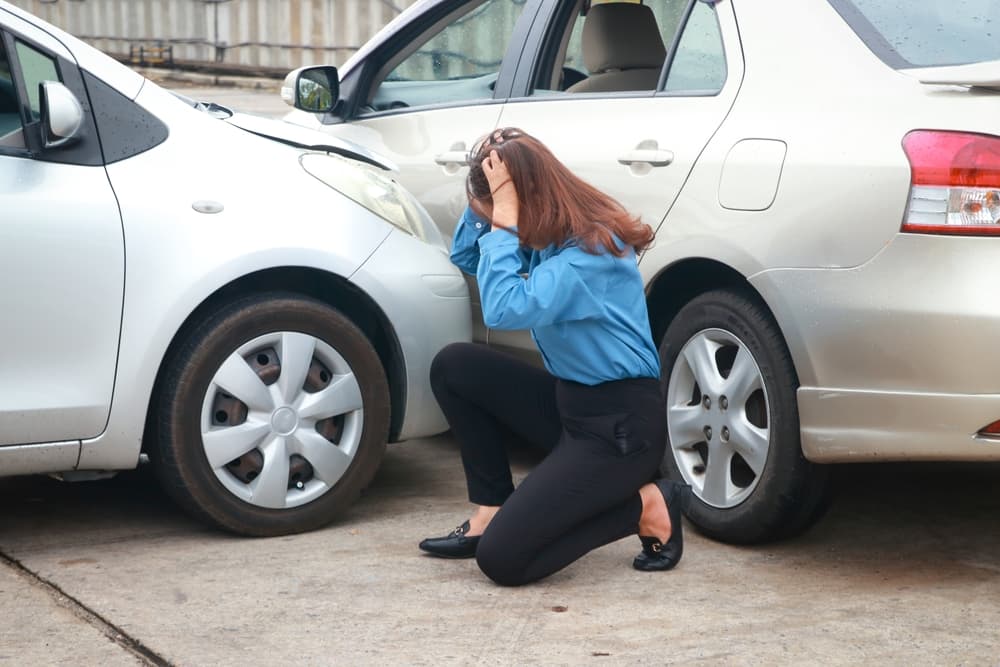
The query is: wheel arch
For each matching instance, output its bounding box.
[645,257,804,386]
[648,258,831,543]
[142,266,407,450]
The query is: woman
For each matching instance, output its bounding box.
[420,127,691,586]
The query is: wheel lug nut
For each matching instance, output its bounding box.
[721,426,730,442]
[702,395,712,410]
[720,396,729,411]
[704,426,713,441]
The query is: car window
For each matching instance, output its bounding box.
[531,0,692,95]
[15,39,61,121]
[829,0,1000,68]
[563,0,685,75]
[366,0,528,113]
[663,0,726,94]
[0,38,24,148]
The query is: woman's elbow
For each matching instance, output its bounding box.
[482,309,504,329]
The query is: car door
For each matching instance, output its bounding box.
[327,0,543,240]
[321,0,543,343]
[491,0,741,352]
[0,17,124,446]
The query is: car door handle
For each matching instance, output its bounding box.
[434,150,469,166]
[617,149,674,167]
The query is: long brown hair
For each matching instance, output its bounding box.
[466,127,654,256]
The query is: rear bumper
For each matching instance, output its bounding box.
[754,233,1000,461]
[798,388,1000,462]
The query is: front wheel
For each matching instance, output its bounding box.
[150,292,390,536]
[658,288,829,544]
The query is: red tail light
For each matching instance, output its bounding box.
[978,420,1000,437]
[901,130,1000,236]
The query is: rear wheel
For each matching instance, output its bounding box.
[658,288,829,544]
[150,292,389,536]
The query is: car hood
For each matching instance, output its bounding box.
[224,112,398,171]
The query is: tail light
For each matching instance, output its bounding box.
[901,130,1000,235]
[977,420,1000,438]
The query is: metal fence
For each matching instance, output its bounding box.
[8,0,417,70]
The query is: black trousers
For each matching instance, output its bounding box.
[430,343,666,586]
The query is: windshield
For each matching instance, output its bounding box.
[829,0,1000,68]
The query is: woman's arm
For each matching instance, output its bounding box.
[450,207,492,276]
[477,232,611,330]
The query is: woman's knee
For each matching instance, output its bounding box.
[431,342,482,379]
[476,533,530,587]
[430,342,476,392]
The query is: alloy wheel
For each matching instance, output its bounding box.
[666,328,770,509]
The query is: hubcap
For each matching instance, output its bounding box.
[666,328,770,509]
[270,407,298,436]
[200,331,364,509]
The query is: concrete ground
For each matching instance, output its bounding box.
[3,82,1000,666]
[3,437,1000,665]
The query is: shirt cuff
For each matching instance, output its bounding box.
[460,207,492,235]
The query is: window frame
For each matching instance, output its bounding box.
[0,28,103,166]
[346,0,545,120]
[510,0,730,101]
[12,35,64,124]
[0,30,39,157]
[656,0,728,97]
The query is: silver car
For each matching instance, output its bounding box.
[283,0,1000,543]
[0,2,471,536]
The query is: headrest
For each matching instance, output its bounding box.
[581,3,667,74]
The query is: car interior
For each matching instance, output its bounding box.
[364,0,670,112]
[562,2,667,93]
[362,0,727,116]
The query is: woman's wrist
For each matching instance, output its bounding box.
[490,179,512,196]
[490,203,518,230]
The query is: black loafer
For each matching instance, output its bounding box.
[419,520,480,559]
[633,479,692,572]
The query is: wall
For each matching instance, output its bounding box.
[7,0,417,70]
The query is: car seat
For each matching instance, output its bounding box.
[567,2,667,94]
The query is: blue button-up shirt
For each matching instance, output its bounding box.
[451,207,660,385]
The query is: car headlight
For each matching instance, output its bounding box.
[300,152,447,252]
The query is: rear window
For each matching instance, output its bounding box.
[829,0,1000,68]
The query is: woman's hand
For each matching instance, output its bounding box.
[482,149,518,231]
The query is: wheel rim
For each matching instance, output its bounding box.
[666,328,770,509]
[199,331,364,509]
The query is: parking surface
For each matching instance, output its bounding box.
[4,436,1000,665]
[3,83,1000,666]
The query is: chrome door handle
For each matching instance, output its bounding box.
[617,149,674,167]
[434,150,469,166]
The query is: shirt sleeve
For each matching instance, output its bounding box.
[449,207,492,276]
[476,230,611,330]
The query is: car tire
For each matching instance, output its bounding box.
[150,292,390,536]
[658,288,829,544]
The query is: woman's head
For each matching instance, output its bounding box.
[466,127,654,256]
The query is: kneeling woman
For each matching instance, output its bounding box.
[420,128,691,586]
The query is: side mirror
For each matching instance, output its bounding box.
[39,81,83,149]
[281,65,340,113]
